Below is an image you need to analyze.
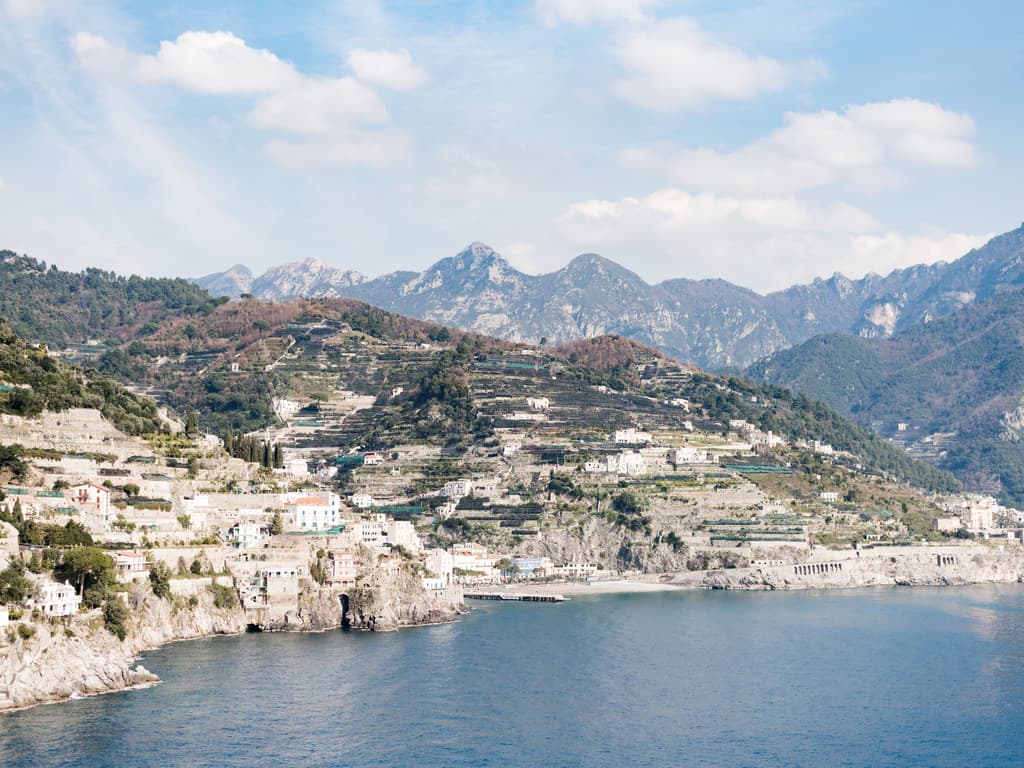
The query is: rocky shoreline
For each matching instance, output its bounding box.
[1,576,466,714]
[6,543,1024,714]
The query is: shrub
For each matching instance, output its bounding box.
[103,599,130,640]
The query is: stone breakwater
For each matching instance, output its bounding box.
[668,544,1024,590]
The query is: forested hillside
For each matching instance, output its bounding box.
[748,288,1024,506]
[0,251,218,346]
[0,319,165,435]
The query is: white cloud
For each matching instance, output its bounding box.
[347,48,427,90]
[622,99,976,194]
[614,17,823,110]
[248,78,388,135]
[265,129,411,170]
[537,0,661,26]
[72,30,413,171]
[555,187,989,290]
[74,31,301,94]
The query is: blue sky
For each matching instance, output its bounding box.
[0,0,1021,292]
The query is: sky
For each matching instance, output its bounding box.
[0,0,1021,293]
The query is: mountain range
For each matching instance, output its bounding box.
[196,225,1024,370]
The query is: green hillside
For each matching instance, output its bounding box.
[748,288,1024,506]
[0,319,164,435]
[0,250,218,347]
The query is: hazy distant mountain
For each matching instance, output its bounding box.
[197,258,367,300]
[195,264,252,298]
[747,287,1024,508]
[194,224,1024,369]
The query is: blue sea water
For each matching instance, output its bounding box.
[3,585,1024,767]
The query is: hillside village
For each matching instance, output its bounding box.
[5,318,1024,620]
[4,302,1024,710]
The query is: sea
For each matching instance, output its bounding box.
[2,585,1024,767]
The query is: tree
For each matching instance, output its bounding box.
[149,561,172,600]
[104,599,130,640]
[186,411,199,436]
[273,443,283,469]
[269,510,283,536]
[187,456,200,479]
[224,426,234,455]
[55,547,115,598]
[0,563,36,604]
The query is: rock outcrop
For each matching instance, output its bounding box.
[682,545,1024,591]
[0,587,245,713]
[345,568,465,632]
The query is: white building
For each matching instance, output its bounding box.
[282,493,341,531]
[422,577,446,593]
[425,548,454,583]
[31,580,81,617]
[554,561,598,580]
[114,552,150,583]
[226,520,268,549]
[670,447,712,465]
[585,452,647,476]
[449,543,500,580]
[933,517,962,533]
[354,516,386,549]
[811,440,834,456]
[502,442,521,457]
[439,479,474,499]
[351,493,374,509]
[526,397,550,410]
[384,519,422,552]
[506,411,546,422]
[363,452,385,466]
[272,398,300,420]
[819,492,839,504]
[613,428,652,445]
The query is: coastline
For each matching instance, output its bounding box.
[7,542,1024,714]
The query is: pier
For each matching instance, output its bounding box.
[465,592,568,603]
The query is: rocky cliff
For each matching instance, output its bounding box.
[0,587,244,712]
[686,545,1024,590]
[345,568,465,631]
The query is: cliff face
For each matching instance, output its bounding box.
[345,568,465,631]
[517,515,692,573]
[0,616,156,712]
[0,589,245,712]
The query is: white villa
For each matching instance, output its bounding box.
[282,492,341,531]
[31,580,81,617]
[114,551,150,582]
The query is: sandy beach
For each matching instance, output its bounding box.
[467,579,682,597]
